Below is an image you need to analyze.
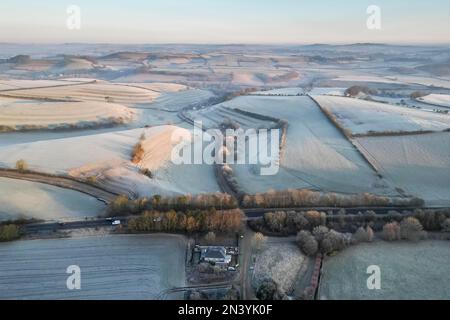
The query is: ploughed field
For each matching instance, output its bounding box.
[0,234,186,299]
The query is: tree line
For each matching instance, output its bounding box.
[108,193,238,216]
[127,208,244,234]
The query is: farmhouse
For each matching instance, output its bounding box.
[200,246,232,266]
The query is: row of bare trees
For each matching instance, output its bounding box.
[108,193,238,216]
[127,208,244,234]
[241,189,423,208]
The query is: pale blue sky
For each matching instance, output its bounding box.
[0,0,449,44]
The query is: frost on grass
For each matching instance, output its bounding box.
[253,242,307,293]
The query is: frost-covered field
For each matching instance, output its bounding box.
[0,234,186,299]
[253,242,308,293]
[0,177,105,221]
[141,88,215,111]
[0,79,84,90]
[319,241,450,300]
[313,95,450,135]
[3,82,160,104]
[0,126,220,197]
[355,133,450,206]
[252,87,304,95]
[220,95,392,195]
[187,103,276,130]
[418,94,450,108]
[0,96,135,131]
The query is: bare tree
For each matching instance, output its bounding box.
[252,232,267,252]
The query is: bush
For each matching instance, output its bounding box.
[252,232,267,251]
[353,226,374,243]
[256,278,286,300]
[345,85,377,97]
[305,211,326,228]
[223,285,240,300]
[296,230,318,256]
[204,231,216,244]
[400,217,424,242]
[0,224,20,242]
[382,222,401,241]
[140,168,153,178]
[15,159,28,171]
[131,142,145,163]
[86,176,97,185]
[108,195,134,215]
[286,211,308,231]
[264,211,287,232]
[443,219,450,232]
[320,230,347,254]
[312,225,329,242]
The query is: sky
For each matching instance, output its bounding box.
[0,0,449,44]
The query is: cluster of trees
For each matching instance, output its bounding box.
[108,193,238,216]
[296,226,349,256]
[256,278,288,300]
[15,159,28,171]
[382,217,425,242]
[296,217,427,257]
[345,85,377,97]
[131,133,146,164]
[127,208,243,234]
[188,285,240,300]
[131,141,145,164]
[252,210,327,235]
[252,232,268,252]
[241,189,423,209]
[410,91,429,99]
[0,224,20,242]
[250,208,450,238]
[219,164,244,196]
[353,226,374,243]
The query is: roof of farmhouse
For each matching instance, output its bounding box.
[201,247,227,260]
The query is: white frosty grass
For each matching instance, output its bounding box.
[393,76,450,89]
[252,87,304,95]
[187,103,276,130]
[313,95,450,135]
[0,177,105,221]
[0,97,135,130]
[0,126,220,197]
[332,75,404,84]
[0,79,84,90]
[319,241,450,300]
[4,82,161,104]
[0,234,186,300]
[253,242,308,293]
[355,133,450,206]
[142,88,215,112]
[220,95,392,195]
[308,87,345,96]
[418,94,450,108]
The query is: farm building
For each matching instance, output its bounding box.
[200,246,232,266]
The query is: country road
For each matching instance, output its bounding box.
[0,169,119,204]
